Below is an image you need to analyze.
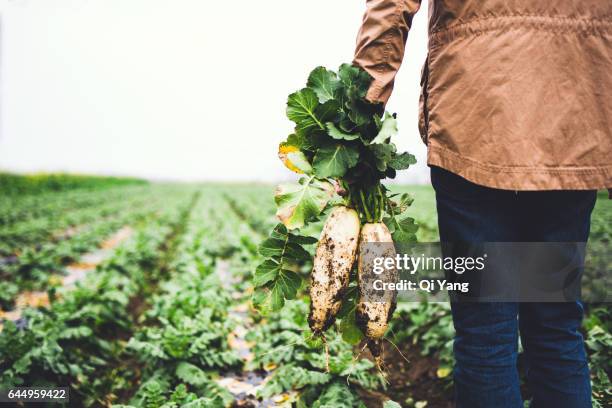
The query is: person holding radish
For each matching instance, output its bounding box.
[353,0,612,407]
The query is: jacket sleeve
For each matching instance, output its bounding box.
[354,0,422,104]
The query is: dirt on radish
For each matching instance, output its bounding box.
[308,206,360,334]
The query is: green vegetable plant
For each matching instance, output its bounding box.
[275,64,416,230]
[246,298,385,407]
[252,64,418,337]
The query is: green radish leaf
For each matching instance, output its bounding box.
[13,354,32,374]
[347,98,383,129]
[339,311,363,345]
[308,382,363,408]
[274,177,334,230]
[59,326,93,339]
[339,116,357,133]
[183,398,225,408]
[387,192,415,216]
[287,88,324,133]
[392,230,418,244]
[277,269,302,296]
[284,243,312,262]
[398,216,419,233]
[299,129,331,152]
[336,285,358,319]
[268,270,302,311]
[312,144,359,178]
[253,259,280,286]
[338,63,372,97]
[175,362,209,386]
[285,132,307,150]
[385,167,397,179]
[251,289,268,310]
[258,238,286,258]
[371,112,398,144]
[386,216,419,244]
[255,223,313,296]
[269,223,288,240]
[307,66,341,103]
[288,234,318,245]
[326,122,360,141]
[370,143,395,172]
[374,113,383,129]
[336,285,363,344]
[384,217,397,233]
[258,364,331,399]
[395,193,414,214]
[339,64,379,128]
[347,103,371,127]
[315,100,341,127]
[389,152,417,170]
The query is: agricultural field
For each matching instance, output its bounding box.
[0,175,610,407]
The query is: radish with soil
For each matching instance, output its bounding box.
[308,206,360,334]
[253,64,418,367]
[356,222,398,370]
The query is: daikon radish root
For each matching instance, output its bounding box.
[355,222,398,369]
[308,206,360,334]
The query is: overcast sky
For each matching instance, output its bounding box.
[0,0,429,182]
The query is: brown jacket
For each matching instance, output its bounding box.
[354,0,612,190]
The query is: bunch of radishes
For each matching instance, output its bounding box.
[254,64,418,367]
[308,205,399,368]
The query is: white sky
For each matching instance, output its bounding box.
[0,0,429,182]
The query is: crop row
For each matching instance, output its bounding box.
[0,188,198,406]
[0,186,155,255]
[0,191,167,310]
[115,190,246,407]
[1,185,608,407]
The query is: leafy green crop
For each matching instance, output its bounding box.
[0,225,173,405]
[1,180,609,407]
[120,195,246,407]
[246,299,385,407]
[0,185,167,308]
[583,307,612,407]
[0,189,198,406]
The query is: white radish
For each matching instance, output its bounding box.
[308,206,360,334]
[355,222,398,367]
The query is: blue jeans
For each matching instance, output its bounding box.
[431,166,596,408]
